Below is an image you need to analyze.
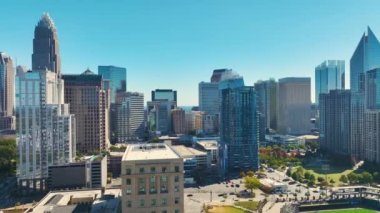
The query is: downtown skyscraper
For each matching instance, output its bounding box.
[98,65,127,103]
[277,77,312,135]
[350,27,380,159]
[315,60,345,105]
[220,72,259,172]
[32,13,61,77]
[62,69,110,154]
[16,14,76,189]
[0,52,15,130]
[113,92,145,143]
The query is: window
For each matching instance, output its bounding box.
[127,200,132,207]
[126,168,131,175]
[162,166,167,173]
[175,210,180,213]
[162,211,167,213]
[139,167,145,173]
[138,178,146,194]
[175,197,180,204]
[175,166,180,172]
[160,175,168,193]
[174,185,179,192]
[151,199,157,206]
[126,178,131,185]
[150,167,156,173]
[150,176,157,194]
[161,198,167,206]
[175,175,179,182]
[126,188,132,195]
[140,199,145,207]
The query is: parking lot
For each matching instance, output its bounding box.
[184,178,265,213]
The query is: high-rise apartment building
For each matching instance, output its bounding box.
[220,73,259,172]
[62,69,110,154]
[172,108,186,134]
[319,90,351,155]
[98,65,127,103]
[16,70,76,182]
[113,92,145,143]
[32,13,61,77]
[185,111,204,134]
[315,60,345,105]
[254,79,277,141]
[350,27,380,159]
[121,143,184,213]
[0,52,15,130]
[277,77,311,135]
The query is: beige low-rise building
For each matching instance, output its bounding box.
[121,143,184,213]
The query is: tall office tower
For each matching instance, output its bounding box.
[210,68,231,83]
[254,79,278,141]
[0,53,15,130]
[198,82,219,115]
[202,114,218,135]
[172,108,186,134]
[121,144,184,213]
[220,73,259,172]
[319,90,351,155]
[98,66,127,103]
[32,13,61,77]
[16,70,76,182]
[148,89,177,135]
[113,92,145,143]
[350,27,380,159]
[363,68,380,163]
[277,77,311,135]
[62,69,110,154]
[315,60,345,105]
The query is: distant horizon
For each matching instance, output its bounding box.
[1,0,380,105]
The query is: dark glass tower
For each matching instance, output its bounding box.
[32,13,61,77]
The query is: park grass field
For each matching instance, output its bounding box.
[291,165,354,186]
[206,206,245,213]
[312,208,377,213]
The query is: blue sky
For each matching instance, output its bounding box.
[1,0,380,105]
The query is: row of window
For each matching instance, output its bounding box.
[126,166,180,175]
[126,197,181,208]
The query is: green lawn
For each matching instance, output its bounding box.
[234,201,259,211]
[312,208,376,213]
[292,165,353,186]
[207,206,245,213]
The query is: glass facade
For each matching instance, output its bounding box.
[98,65,127,103]
[366,68,380,109]
[315,60,345,105]
[220,76,259,172]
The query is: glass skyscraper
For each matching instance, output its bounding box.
[315,60,345,105]
[350,27,380,159]
[220,73,259,173]
[98,65,127,103]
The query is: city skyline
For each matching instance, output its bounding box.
[1,1,380,105]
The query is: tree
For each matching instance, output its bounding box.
[244,176,261,195]
[296,167,304,176]
[246,171,255,177]
[374,172,380,182]
[339,175,348,183]
[361,172,373,184]
[304,171,311,180]
[317,177,325,182]
[292,172,300,181]
[286,169,292,177]
[347,172,358,184]
[330,179,335,184]
[309,174,316,183]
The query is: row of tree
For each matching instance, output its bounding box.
[0,137,17,177]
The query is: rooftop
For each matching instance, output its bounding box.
[171,145,207,158]
[197,140,218,150]
[122,143,180,161]
[31,188,121,213]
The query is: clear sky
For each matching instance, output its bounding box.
[1,0,380,105]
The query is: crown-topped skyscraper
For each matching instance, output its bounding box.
[32,13,61,77]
